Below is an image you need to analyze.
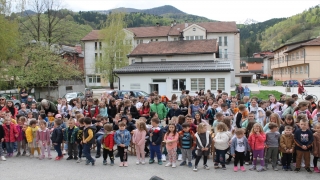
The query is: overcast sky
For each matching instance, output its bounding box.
[63,0,320,23]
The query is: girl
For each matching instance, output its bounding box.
[282,98,296,119]
[245,122,256,165]
[164,123,179,168]
[222,117,234,134]
[293,101,313,124]
[248,123,266,172]
[3,113,18,157]
[213,122,231,170]
[188,98,204,119]
[139,101,150,119]
[178,115,185,126]
[268,95,283,117]
[36,120,51,160]
[2,100,18,119]
[179,98,189,116]
[193,123,212,172]
[98,101,108,118]
[26,120,41,158]
[16,117,25,157]
[132,121,147,165]
[171,94,178,103]
[108,99,118,120]
[58,98,72,119]
[263,113,281,132]
[231,128,250,172]
[313,123,320,173]
[257,101,266,126]
[312,101,320,119]
[194,113,209,126]
[71,102,83,117]
[279,114,298,134]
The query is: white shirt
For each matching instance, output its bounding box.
[136,102,143,109]
[236,137,245,152]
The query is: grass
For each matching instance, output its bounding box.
[257,80,283,86]
[231,90,283,100]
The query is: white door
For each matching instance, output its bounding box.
[158,83,166,95]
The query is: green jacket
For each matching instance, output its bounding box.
[63,126,79,143]
[150,103,167,120]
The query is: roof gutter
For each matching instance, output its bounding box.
[128,52,218,57]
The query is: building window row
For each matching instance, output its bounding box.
[218,36,228,46]
[172,78,225,92]
[185,36,204,40]
[273,65,308,75]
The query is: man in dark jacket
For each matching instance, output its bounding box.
[37,99,58,116]
[235,84,244,99]
[166,102,182,124]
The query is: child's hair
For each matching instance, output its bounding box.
[222,117,231,130]
[235,128,245,135]
[55,119,63,126]
[166,123,177,136]
[101,117,109,122]
[269,113,281,127]
[291,94,298,98]
[150,112,156,118]
[29,119,37,126]
[119,121,126,127]
[285,114,294,126]
[251,97,258,102]
[104,124,113,132]
[151,117,160,124]
[246,122,256,136]
[258,100,266,107]
[83,117,92,125]
[297,114,308,122]
[78,117,84,124]
[18,116,27,123]
[182,122,190,128]
[39,110,45,114]
[294,101,309,111]
[268,122,278,130]
[221,103,228,108]
[39,120,47,126]
[314,123,320,129]
[197,123,207,133]
[238,104,246,111]
[138,117,147,122]
[248,112,255,117]
[250,123,264,134]
[137,121,147,133]
[266,110,272,117]
[216,112,223,118]
[178,115,185,125]
[39,113,46,120]
[284,126,293,130]
[286,98,295,107]
[216,122,228,132]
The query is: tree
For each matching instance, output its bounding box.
[97,13,132,89]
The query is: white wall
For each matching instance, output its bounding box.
[84,41,96,75]
[129,54,216,64]
[183,24,206,39]
[117,72,232,98]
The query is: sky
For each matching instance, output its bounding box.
[62,0,320,23]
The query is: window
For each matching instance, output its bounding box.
[131,59,135,64]
[193,28,196,31]
[199,36,203,40]
[296,52,299,59]
[191,78,205,91]
[224,36,228,46]
[211,78,225,90]
[190,36,194,40]
[99,42,102,49]
[95,42,97,50]
[130,83,140,89]
[95,53,99,73]
[301,50,304,58]
[151,39,153,41]
[99,53,102,61]
[186,36,189,40]
[153,79,166,82]
[292,54,295,60]
[66,86,73,91]
[305,65,308,74]
[288,55,291,61]
[137,39,143,45]
[155,39,158,41]
[195,36,199,40]
[291,68,294,74]
[224,49,228,59]
[172,79,186,91]
[218,37,222,46]
[300,66,303,74]
[295,67,298,74]
[174,38,177,41]
[88,75,101,84]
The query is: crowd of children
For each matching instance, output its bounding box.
[0,90,320,174]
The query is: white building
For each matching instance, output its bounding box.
[81,21,240,87]
[113,39,234,97]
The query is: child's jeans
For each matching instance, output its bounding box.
[83,143,94,162]
[195,155,208,166]
[0,142,3,156]
[135,144,145,161]
[215,149,227,165]
[78,144,83,158]
[282,153,292,167]
[95,134,104,155]
[149,143,161,160]
[67,142,78,158]
[181,148,192,162]
[5,142,14,154]
[117,146,128,162]
[265,147,278,168]
[103,148,114,161]
[296,150,310,168]
[167,147,177,163]
[252,149,265,166]
[53,143,62,156]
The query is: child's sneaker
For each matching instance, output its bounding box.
[305,167,312,173]
[188,162,192,168]
[119,162,124,167]
[136,160,140,165]
[180,161,186,166]
[273,166,278,171]
[204,164,210,170]
[158,160,163,165]
[85,159,90,165]
[55,156,61,161]
[110,160,114,166]
[74,157,78,160]
[314,166,320,173]
[22,151,26,156]
[141,160,145,165]
[294,168,300,173]
[48,155,52,159]
[16,152,21,157]
[165,162,172,167]
[1,156,6,161]
[245,161,249,165]
[234,166,238,172]
[149,159,154,164]
[178,154,182,161]
[39,155,45,160]
[91,159,96,166]
[193,166,198,172]
[161,154,166,162]
[249,165,256,171]
[62,150,67,155]
[30,155,34,159]
[214,163,219,169]
[77,158,82,163]
[282,166,287,171]
[222,165,226,170]
[103,160,107,165]
[123,162,128,167]
[240,166,246,172]
[66,156,73,160]
[257,166,266,172]
[172,163,176,168]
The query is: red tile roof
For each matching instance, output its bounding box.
[126,26,171,38]
[168,22,238,35]
[301,37,320,46]
[129,39,218,57]
[81,30,100,41]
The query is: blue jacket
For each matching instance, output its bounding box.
[230,136,251,155]
[114,129,131,146]
[99,107,108,117]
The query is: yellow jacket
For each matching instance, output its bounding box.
[26,126,39,143]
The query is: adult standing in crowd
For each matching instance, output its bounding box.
[0,96,6,111]
[244,85,251,97]
[235,84,244,99]
[26,95,36,109]
[19,88,28,104]
[37,99,58,116]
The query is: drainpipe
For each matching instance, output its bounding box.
[114,73,120,90]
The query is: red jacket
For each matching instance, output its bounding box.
[103,132,114,150]
[3,122,18,142]
[83,105,99,119]
[139,107,150,117]
[1,107,18,119]
[248,133,266,150]
[298,83,304,94]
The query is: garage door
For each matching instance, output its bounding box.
[242,77,251,83]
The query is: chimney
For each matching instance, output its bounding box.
[179,31,184,41]
[185,21,188,28]
[156,23,160,27]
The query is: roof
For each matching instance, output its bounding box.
[113,61,233,74]
[284,37,320,53]
[273,38,314,52]
[81,30,100,41]
[126,26,171,38]
[129,39,218,57]
[240,57,263,63]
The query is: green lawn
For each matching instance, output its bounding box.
[231,90,283,100]
[257,80,283,86]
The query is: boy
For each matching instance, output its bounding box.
[235,105,246,129]
[94,115,104,158]
[280,126,295,171]
[257,101,266,126]
[114,121,131,167]
[179,122,196,168]
[51,119,63,160]
[241,112,256,128]
[102,124,115,166]
[149,117,163,165]
[76,118,85,163]
[82,117,96,165]
[212,112,224,130]
[221,103,233,118]
[265,122,280,171]
[294,116,313,173]
[64,119,79,160]
[185,115,197,134]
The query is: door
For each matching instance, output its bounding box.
[241,77,251,83]
[149,84,159,94]
[158,83,167,96]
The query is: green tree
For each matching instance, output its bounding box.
[97,12,132,89]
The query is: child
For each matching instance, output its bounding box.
[179,122,196,168]
[213,112,224,131]
[313,124,320,173]
[148,118,163,165]
[21,124,28,156]
[245,122,255,165]
[248,123,266,172]
[26,120,40,158]
[36,120,51,160]
[264,122,280,171]
[72,103,83,117]
[268,95,283,116]
[98,102,108,118]
[132,120,147,165]
[16,116,25,157]
[280,126,295,171]
[164,123,179,168]
[279,114,298,134]
[257,101,267,126]
[51,119,64,160]
[193,123,212,172]
[231,128,250,172]
[82,117,96,165]
[47,112,55,125]
[102,124,115,166]
[241,112,256,129]
[76,118,84,163]
[263,113,281,132]
[114,121,131,167]
[221,103,233,117]
[294,115,313,173]
[185,115,197,134]
[213,122,231,170]
[64,119,79,160]
[293,101,313,125]
[235,105,246,128]
[0,123,5,160]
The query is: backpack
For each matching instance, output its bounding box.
[206,108,216,120]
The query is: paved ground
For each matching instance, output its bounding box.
[1,150,319,180]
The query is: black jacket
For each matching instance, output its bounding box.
[51,127,63,143]
[83,126,97,144]
[108,105,117,119]
[113,121,136,132]
[0,125,4,140]
[166,108,183,119]
[123,105,139,119]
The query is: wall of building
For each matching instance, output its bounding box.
[129,54,216,64]
[116,72,232,98]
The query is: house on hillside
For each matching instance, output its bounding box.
[59,44,84,72]
[113,39,234,97]
[271,38,320,81]
[81,21,241,87]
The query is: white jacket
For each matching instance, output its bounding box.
[214,131,231,150]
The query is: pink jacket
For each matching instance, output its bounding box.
[132,130,146,146]
[16,125,23,141]
[36,128,50,143]
[164,132,179,150]
[248,133,266,150]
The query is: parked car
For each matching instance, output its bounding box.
[314,79,320,85]
[0,93,21,109]
[302,79,313,85]
[62,92,85,102]
[110,90,149,99]
[282,80,299,87]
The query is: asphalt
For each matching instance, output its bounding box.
[1,150,319,180]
